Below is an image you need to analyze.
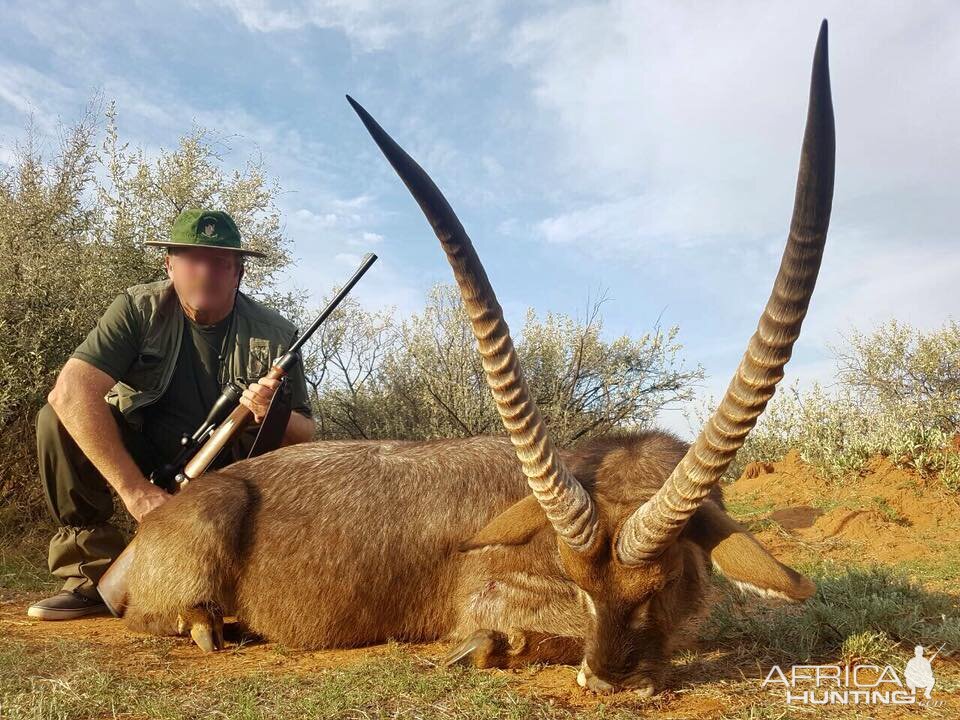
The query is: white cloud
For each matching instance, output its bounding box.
[805,228,960,344]
[0,61,78,134]
[497,1,960,438]
[508,1,960,255]
[211,0,506,52]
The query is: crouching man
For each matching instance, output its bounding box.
[28,209,315,620]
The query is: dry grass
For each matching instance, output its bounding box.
[701,565,960,665]
[1,637,578,720]
[3,516,959,719]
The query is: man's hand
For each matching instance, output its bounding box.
[240,374,315,445]
[240,376,281,423]
[118,479,171,523]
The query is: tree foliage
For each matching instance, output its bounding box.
[710,320,960,488]
[299,283,702,445]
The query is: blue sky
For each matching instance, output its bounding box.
[2,1,958,437]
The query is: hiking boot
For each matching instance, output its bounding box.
[26,589,109,620]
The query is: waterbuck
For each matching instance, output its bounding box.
[100,21,834,695]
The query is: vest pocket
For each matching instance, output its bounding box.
[122,346,166,391]
[247,338,273,379]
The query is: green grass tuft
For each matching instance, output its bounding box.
[702,564,960,665]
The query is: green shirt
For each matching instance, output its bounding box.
[71,291,313,465]
[140,312,231,462]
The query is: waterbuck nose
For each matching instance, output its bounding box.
[577,660,615,694]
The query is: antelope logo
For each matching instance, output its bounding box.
[98,21,836,697]
[202,221,216,237]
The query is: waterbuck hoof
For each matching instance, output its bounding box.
[190,622,224,652]
[177,606,224,652]
[577,664,615,694]
[576,660,661,696]
[630,680,658,698]
[442,629,506,669]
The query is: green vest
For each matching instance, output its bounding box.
[105,279,299,431]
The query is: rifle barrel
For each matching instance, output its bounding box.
[287,252,377,357]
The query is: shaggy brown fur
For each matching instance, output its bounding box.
[119,429,807,694]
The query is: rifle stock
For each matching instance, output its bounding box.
[182,364,284,479]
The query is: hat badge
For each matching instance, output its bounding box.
[202,220,216,237]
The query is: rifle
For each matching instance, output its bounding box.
[150,252,378,492]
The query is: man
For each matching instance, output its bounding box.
[27,209,316,620]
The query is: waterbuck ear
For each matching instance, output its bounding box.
[460,494,549,551]
[687,500,816,602]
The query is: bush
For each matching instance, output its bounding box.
[708,320,960,487]
[299,284,704,444]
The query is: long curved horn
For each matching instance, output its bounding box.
[347,96,599,553]
[618,20,835,564]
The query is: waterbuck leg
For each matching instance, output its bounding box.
[443,629,582,669]
[453,569,591,631]
[176,604,225,652]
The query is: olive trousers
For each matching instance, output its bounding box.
[36,402,161,600]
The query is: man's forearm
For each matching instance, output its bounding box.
[49,390,147,495]
[48,358,172,523]
[282,411,315,446]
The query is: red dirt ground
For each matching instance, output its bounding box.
[4,450,959,717]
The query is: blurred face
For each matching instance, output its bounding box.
[165,247,242,318]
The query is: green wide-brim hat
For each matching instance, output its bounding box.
[145,209,267,258]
